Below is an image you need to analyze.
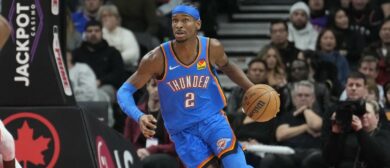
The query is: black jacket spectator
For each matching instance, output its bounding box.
[348,1,383,43]
[73,40,125,88]
[328,8,366,69]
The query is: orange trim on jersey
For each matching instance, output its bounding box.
[217,110,237,158]
[206,39,227,106]
[197,155,215,168]
[169,36,201,68]
[157,45,168,82]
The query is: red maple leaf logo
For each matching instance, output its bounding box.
[16,121,51,168]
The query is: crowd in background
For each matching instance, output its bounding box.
[65,0,390,167]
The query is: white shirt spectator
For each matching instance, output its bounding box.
[288,2,318,50]
[69,63,100,102]
[288,22,318,50]
[103,27,140,68]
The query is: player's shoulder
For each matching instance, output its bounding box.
[208,38,223,48]
[207,38,225,60]
[141,46,164,63]
[138,46,164,74]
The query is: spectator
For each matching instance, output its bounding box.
[261,81,324,168]
[364,18,390,85]
[359,56,384,101]
[73,20,125,102]
[66,9,82,50]
[123,79,179,168]
[297,50,342,100]
[345,72,368,101]
[66,50,114,126]
[288,2,319,50]
[328,8,366,69]
[257,46,287,89]
[340,56,385,104]
[308,0,329,31]
[67,50,100,102]
[72,0,103,33]
[98,4,140,69]
[323,100,390,168]
[366,78,381,102]
[316,28,350,86]
[258,20,300,68]
[282,59,332,115]
[349,0,382,43]
[227,58,268,115]
[111,0,160,55]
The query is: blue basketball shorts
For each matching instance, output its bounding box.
[170,113,241,168]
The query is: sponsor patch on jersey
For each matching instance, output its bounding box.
[197,59,206,70]
[217,138,231,151]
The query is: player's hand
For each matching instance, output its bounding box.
[139,115,157,138]
[137,148,150,160]
[351,115,363,132]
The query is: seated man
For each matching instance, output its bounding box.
[261,80,323,168]
[73,20,126,101]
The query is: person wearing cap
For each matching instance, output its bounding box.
[117,3,254,168]
[288,1,319,51]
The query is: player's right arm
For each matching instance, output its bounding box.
[117,47,164,138]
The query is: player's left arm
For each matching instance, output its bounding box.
[209,38,254,91]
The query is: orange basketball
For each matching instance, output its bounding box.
[242,84,280,122]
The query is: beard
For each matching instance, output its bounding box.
[293,22,306,30]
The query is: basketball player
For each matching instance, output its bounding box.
[117,4,254,168]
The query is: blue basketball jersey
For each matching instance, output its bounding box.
[157,36,226,134]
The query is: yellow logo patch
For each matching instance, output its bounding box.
[197,59,206,70]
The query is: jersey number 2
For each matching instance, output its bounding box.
[185,92,195,108]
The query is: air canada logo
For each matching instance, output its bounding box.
[3,112,60,168]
